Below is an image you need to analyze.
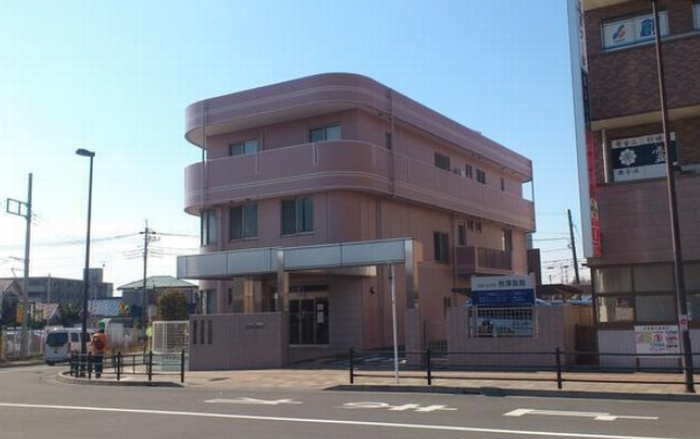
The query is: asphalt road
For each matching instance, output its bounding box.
[0,365,697,439]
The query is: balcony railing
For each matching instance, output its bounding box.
[455,246,512,276]
[184,140,534,230]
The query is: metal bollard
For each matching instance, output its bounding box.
[116,352,122,381]
[555,347,563,390]
[148,350,153,382]
[426,348,432,386]
[349,348,354,384]
[180,349,185,384]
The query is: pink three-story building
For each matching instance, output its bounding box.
[177,73,535,369]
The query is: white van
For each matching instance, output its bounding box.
[43,328,91,365]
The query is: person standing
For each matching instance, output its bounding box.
[90,329,108,378]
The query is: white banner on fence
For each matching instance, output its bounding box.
[634,325,680,355]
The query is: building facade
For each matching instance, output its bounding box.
[572,0,700,358]
[177,73,535,352]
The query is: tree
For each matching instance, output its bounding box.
[156,290,189,321]
[57,304,81,327]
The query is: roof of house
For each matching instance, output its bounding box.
[88,298,131,318]
[41,303,60,321]
[117,275,197,291]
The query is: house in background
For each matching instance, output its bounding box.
[118,275,198,322]
[177,73,536,369]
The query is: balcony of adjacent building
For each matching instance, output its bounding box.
[454,246,513,276]
[184,140,535,231]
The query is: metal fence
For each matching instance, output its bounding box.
[69,350,186,383]
[1,329,43,360]
[151,320,189,355]
[348,347,699,391]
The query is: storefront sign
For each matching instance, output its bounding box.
[471,275,535,307]
[612,133,677,182]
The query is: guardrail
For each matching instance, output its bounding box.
[348,347,698,392]
[69,350,186,383]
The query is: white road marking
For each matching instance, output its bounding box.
[205,397,302,405]
[0,402,684,439]
[504,409,659,422]
[341,401,457,413]
[0,365,50,374]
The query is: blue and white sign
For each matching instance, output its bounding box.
[471,275,535,308]
[612,133,677,182]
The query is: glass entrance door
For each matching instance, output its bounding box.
[289,296,329,345]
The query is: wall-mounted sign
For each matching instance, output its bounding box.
[612,133,677,182]
[471,275,535,308]
[634,325,680,355]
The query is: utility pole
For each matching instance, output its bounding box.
[6,173,32,358]
[651,0,694,393]
[567,209,581,284]
[139,221,157,337]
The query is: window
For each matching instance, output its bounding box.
[500,177,505,191]
[433,231,450,263]
[465,164,473,178]
[201,209,218,246]
[385,132,392,149]
[309,123,341,142]
[694,3,700,30]
[476,169,486,184]
[229,203,258,240]
[467,220,474,231]
[602,11,668,50]
[502,229,513,252]
[475,222,482,233]
[457,224,466,247]
[434,153,451,171]
[443,297,452,318]
[229,139,258,156]
[281,197,314,235]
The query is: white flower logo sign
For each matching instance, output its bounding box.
[619,148,637,167]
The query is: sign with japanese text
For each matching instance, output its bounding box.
[634,325,680,355]
[471,275,535,307]
[612,133,677,182]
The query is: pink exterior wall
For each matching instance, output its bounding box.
[183,73,535,351]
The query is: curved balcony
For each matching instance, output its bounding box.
[185,140,535,231]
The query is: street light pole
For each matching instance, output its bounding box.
[650,0,694,393]
[76,148,95,358]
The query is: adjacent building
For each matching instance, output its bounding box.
[177,73,535,358]
[570,0,700,359]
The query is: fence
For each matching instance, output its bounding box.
[69,350,186,383]
[151,321,189,355]
[1,329,43,360]
[348,347,699,391]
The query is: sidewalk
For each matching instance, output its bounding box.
[56,366,700,402]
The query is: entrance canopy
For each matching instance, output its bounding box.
[177,237,422,308]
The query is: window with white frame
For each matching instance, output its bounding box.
[281,197,314,235]
[694,3,700,30]
[309,124,341,142]
[229,139,258,156]
[201,209,218,246]
[602,11,669,50]
[229,203,258,240]
[433,231,450,263]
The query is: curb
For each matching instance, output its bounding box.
[56,371,183,388]
[328,384,700,403]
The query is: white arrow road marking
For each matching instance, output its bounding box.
[0,402,683,439]
[341,402,457,413]
[504,409,659,422]
[205,397,302,405]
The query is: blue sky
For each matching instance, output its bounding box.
[0,0,586,289]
